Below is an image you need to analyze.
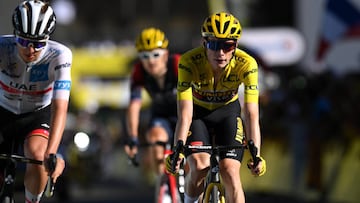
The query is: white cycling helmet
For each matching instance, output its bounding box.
[12,0,56,40]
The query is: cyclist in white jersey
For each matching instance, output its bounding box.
[0,1,70,202]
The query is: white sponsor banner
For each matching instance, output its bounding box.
[325,40,360,75]
[240,27,306,66]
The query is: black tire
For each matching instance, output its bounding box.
[2,196,14,203]
[210,185,220,203]
[155,173,183,203]
[154,173,169,203]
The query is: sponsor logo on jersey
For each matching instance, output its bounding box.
[54,62,71,70]
[243,68,257,79]
[0,80,52,95]
[225,150,237,158]
[54,80,71,90]
[30,64,49,82]
[223,74,240,82]
[193,89,237,103]
[235,117,244,143]
[41,123,50,129]
[9,81,37,91]
[244,85,258,90]
[178,63,192,73]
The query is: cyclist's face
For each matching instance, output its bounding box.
[138,49,169,77]
[205,38,237,69]
[16,36,47,63]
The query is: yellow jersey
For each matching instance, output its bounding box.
[177,46,259,110]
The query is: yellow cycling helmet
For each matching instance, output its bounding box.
[201,12,242,40]
[135,27,169,51]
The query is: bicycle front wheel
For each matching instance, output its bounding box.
[155,173,183,203]
[2,196,14,203]
[203,183,225,203]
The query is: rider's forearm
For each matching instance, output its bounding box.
[174,118,192,145]
[174,100,193,145]
[126,100,142,138]
[46,99,68,155]
[244,102,261,155]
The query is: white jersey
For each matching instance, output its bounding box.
[0,35,72,114]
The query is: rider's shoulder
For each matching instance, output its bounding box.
[233,48,257,65]
[182,46,204,56]
[0,35,16,46]
[47,40,72,57]
[180,46,206,62]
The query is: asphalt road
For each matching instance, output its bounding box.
[11,149,324,203]
[14,172,155,203]
[13,175,311,203]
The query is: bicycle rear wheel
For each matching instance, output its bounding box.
[2,196,14,203]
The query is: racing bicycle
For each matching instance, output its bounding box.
[0,153,57,203]
[171,139,259,203]
[128,141,185,203]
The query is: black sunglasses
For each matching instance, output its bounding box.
[205,40,237,52]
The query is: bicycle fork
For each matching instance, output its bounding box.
[209,152,220,184]
[202,152,223,202]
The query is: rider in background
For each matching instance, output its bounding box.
[124,27,180,180]
[0,1,69,202]
[166,12,267,202]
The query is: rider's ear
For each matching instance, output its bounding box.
[203,40,208,48]
[202,38,207,48]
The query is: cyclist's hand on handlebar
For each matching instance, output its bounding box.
[52,156,65,183]
[247,156,266,177]
[165,151,185,175]
[165,140,185,175]
[45,154,65,183]
[124,136,139,158]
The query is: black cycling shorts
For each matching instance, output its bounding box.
[185,100,245,162]
[0,106,51,154]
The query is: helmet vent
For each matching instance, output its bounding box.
[223,21,230,34]
[12,0,56,39]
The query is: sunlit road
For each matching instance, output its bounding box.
[13,150,312,203]
[46,178,154,203]
[14,151,155,203]
[16,179,154,203]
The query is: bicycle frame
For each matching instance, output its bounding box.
[203,183,225,203]
[171,139,260,203]
[0,153,56,203]
[0,154,43,203]
[183,144,246,203]
[203,147,225,203]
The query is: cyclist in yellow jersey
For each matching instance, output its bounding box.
[166,12,266,203]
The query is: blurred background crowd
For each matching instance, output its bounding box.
[1,0,359,202]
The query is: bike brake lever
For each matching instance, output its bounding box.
[45,153,57,197]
